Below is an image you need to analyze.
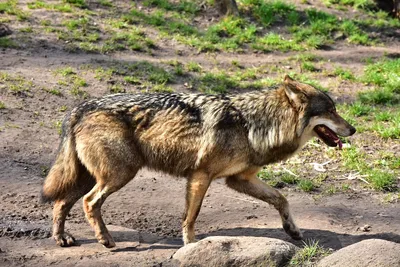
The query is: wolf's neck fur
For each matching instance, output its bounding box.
[232,87,302,160]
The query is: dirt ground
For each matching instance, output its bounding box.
[1,1,400,265]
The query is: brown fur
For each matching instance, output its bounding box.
[42,75,355,247]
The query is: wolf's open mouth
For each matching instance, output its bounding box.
[314,125,343,149]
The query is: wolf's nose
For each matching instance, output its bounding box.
[349,126,356,136]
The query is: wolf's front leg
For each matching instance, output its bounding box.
[226,169,303,240]
[182,171,212,245]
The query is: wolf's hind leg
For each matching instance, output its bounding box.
[53,198,79,247]
[82,166,139,248]
[226,170,302,240]
[52,169,95,247]
[76,113,142,248]
[182,171,211,245]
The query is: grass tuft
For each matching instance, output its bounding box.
[290,240,331,266]
[367,170,397,191]
[298,179,315,192]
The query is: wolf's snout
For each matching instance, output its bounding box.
[341,124,356,137]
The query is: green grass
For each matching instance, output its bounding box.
[281,173,299,184]
[340,102,399,140]
[94,67,113,81]
[11,0,388,54]
[359,88,396,105]
[298,179,315,192]
[301,62,318,72]
[347,32,371,45]
[99,0,112,7]
[110,84,125,93]
[325,185,338,195]
[0,101,5,109]
[322,0,376,10]
[257,168,281,187]
[358,11,400,29]
[56,17,106,52]
[348,102,372,117]
[63,0,87,9]
[142,0,199,15]
[360,58,400,104]
[53,67,88,97]
[148,69,172,84]
[375,111,393,122]
[126,1,377,53]
[124,76,141,84]
[2,0,391,55]
[290,9,374,47]
[289,240,331,266]
[240,0,296,26]
[254,33,303,52]
[27,1,73,12]
[54,120,63,135]
[0,0,29,20]
[20,27,33,33]
[198,72,239,93]
[292,53,321,63]
[289,73,329,92]
[43,88,62,96]
[371,123,400,139]
[367,170,397,191]
[186,62,202,72]
[59,105,68,112]
[108,31,155,52]
[150,83,174,92]
[64,17,89,31]
[333,66,355,80]
[0,72,33,93]
[341,146,368,171]
[339,146,399,191]
[363,58,400,89]
[89,61,175,91]
[0,37,17,48]
[55,67,76,76]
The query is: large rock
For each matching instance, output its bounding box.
[173,236,298,267]
[318,239,400,267]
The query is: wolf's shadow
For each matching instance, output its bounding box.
[108,227,400,252]
[202,227,400,250]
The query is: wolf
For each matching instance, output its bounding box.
[41,75,356,248]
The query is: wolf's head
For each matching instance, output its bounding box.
[283,75,356,149]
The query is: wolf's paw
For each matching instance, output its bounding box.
[98,234,116,248]
[283,222,303,241]
[54,233,76,247]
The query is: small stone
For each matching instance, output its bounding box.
[357,224,371,232]
[246,215,258,220]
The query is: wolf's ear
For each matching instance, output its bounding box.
[283,75,306,108]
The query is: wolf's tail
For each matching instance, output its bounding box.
[41,134,81,202]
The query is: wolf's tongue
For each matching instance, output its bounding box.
[335,138,343,150]
[314,125,342,149]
